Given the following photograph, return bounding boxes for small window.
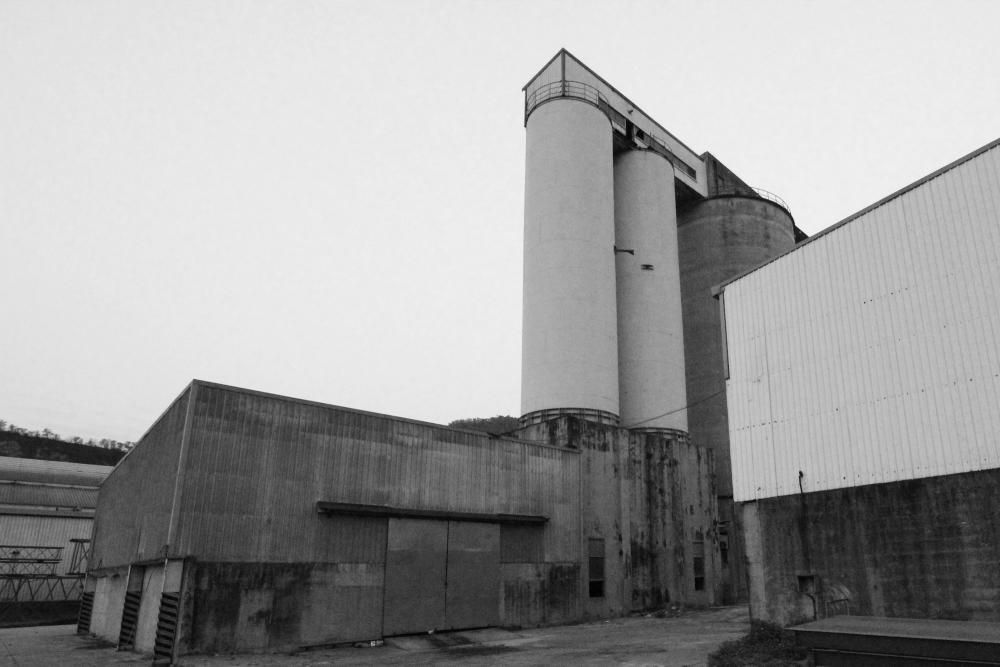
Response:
[693,529,705,591]
[588,538,605,598]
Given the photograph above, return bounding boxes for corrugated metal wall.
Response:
[0,515,92,575]
[176,383,579,563]
[90,387,190,568]
[725,142,1000,501]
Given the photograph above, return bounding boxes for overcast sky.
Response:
[2,0,998,442]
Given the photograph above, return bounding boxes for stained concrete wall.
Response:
[88,566,127,642]
[516,416,720,615]
[678,194,795,604]
[743,467,1000,626]
[90,387,189,570]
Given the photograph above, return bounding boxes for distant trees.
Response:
[0,419,134,451]
[448,415,520,436]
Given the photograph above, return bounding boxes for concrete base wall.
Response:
[134,565,163,654]
[742,468,1000,626]
[88,567,127,642]
[186,562,384,653]
[516,416,721,614]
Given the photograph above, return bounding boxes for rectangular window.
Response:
[588,538,605,598]
[693,529,705,591]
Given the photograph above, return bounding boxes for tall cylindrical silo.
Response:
[521,98,618,425]
[678,194,795,603]
[614,150,687,433]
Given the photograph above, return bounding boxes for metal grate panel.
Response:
[117,591,141,650]
[153,592,180,664]
[76,591,94,634]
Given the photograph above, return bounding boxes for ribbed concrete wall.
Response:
[521,98,619,420]
[177,382,578,563]
[614,150,687,432]
[90,387,189,569]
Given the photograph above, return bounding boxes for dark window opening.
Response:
[693,529,705,591]
[588,538,605,598]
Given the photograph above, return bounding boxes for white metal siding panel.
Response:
[727,144,1000,500]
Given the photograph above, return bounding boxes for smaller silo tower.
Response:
[614,149,687,434]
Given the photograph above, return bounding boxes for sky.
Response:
[2,0,998,442]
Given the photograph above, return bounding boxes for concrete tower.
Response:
[614,150,687,433]
[520,50,802,603]
[520,94,619,425]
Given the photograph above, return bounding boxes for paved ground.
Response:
[0,606,748,666]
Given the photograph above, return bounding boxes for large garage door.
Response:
[383,519,448,635]
[383,519,499,636]
[444,521,499,630]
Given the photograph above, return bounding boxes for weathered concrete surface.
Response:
[744,468,1000,626]
[677,192,795,606]
[0,606,749,666]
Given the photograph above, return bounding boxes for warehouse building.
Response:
[83,381,718,660]
[0,457,111,625]
[719,139,1000,625]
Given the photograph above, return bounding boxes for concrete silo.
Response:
[520,97,619,425]
[614,149,687,434]
[678,190,795,601]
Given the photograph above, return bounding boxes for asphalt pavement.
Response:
[0,605,749,666]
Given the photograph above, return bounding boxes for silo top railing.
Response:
[714,186,791,215]
[524,80,699,181]
[524,80,606,122]
[751,187,791,214]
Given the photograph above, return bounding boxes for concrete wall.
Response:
[170,382,579,652]
[678,195,795,603]
[88,565,127,642]
[134,565,163,653]
[90,387,190,569]
[742,468,1000,626]
[516,416,720,614]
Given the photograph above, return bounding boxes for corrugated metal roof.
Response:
[0,457,113,487]
[0,481,99,509]
[725,142,1000,500]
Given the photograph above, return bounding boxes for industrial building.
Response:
[84,49,814,658]
[719,139,1000,625]
[0,457,111,624]
[520,49,803,601]
[82,381,717,660]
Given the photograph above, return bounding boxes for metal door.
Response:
[382,519,447,636]
[444,521,499,630]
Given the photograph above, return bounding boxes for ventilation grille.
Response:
[76,591,94,634]
[153,592,180,664]
[117,591,142,650]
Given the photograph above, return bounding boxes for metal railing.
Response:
[751,187,791,214]
[714,186,791,215]
[524,80,699,181]
[525,80,606,121]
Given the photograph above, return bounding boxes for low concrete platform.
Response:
[0,605,748,666]
[793,616,1000,666]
